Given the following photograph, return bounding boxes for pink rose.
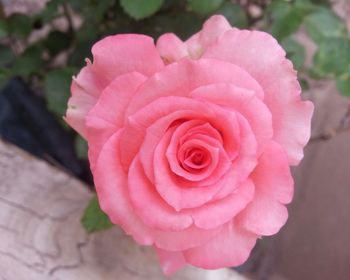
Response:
[65,15,313,274]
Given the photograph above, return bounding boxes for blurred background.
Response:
[0,0,349,279]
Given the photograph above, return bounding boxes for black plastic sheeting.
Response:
[0,78,92,185]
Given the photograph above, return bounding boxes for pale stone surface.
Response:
[0,140,247,280]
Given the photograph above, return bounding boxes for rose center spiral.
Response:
[181,147,211,171]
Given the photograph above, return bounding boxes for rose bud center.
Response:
[183,148,210,170]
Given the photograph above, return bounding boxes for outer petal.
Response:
[156,33,188,64]
[191,179,255,229]
[65,34,164,137]
[236,141,294,236]
[203,29,314,164]
[65,63,107,137]
[65,80,97,138]
[86,72,147,169]
[183,221,258,269]
[91,34,164,82]
[186,15,232,59]
[153,225,222,251]
[155,248,186,276]
[93,131,154,245]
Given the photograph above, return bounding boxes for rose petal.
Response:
[203,29,314,164]
[183,221,257,269]
[65,61,109,138]
[153,224,222,251]
[153,128,232,211]
[154,247,186,275]
[91,34,164,82]
[123,96,242,175]
[66,34,164,137]
[86,72,147,169]
[211,113,258,200]
[190,83,273,156]
[125,58,264,118]
[169,137,222,182]
[93,130,154,245]
[94,130,223,250]
[165,120,224,179]
[191,179,255,229]
[236,141,293,235]
[156,33,188,64]
[186,15,232,59]
[128,157,193,231]
[65,80,98,138]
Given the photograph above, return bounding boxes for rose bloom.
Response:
[65,15,313,274]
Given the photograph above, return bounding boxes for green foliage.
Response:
[336,72,350,97]
[44,31,72,57]
[37,0,63,23]
[81,195,113,233]
[6,13,32,38]
[0,45,15,66]
[0,68,10,89]
[187,0,225,16]
[264,0,350,99]
[304,8,348,43]
[141,12,202,40]
[313,38,350,77]
[216,2,248,28]
[75,135,88,159]
[0,20,7,39]
[120,0,164,20]
[281,37,305,71]
[12,46,45,77]
[267,0,314,41]
[44,68,78,117]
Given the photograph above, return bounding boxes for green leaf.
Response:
[310,0,330,5]
[44,68,77,117]
[44,31,71,56]
[75,135,88,159]
[12,46,45,77]
[281,37,305,71]
[6,13,32,38]
[0,20,7,39]
[139,12,202,40]
[336,72,350,97]
[300,78,310,91]
[78,0,115,22]
[268,1,314,41]
[68,40,94,68]
[0,45,15,66]
[38,0,59,23]
[304,8,348,43]
[313,38,350,77]
[215,2,248,28]
[0,68,10,90]
[81,195,113,233]
[120,0,164,20]
[187,0,225,16]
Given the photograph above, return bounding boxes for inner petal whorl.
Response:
[165,119,230,183]
[182,147,211,171]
